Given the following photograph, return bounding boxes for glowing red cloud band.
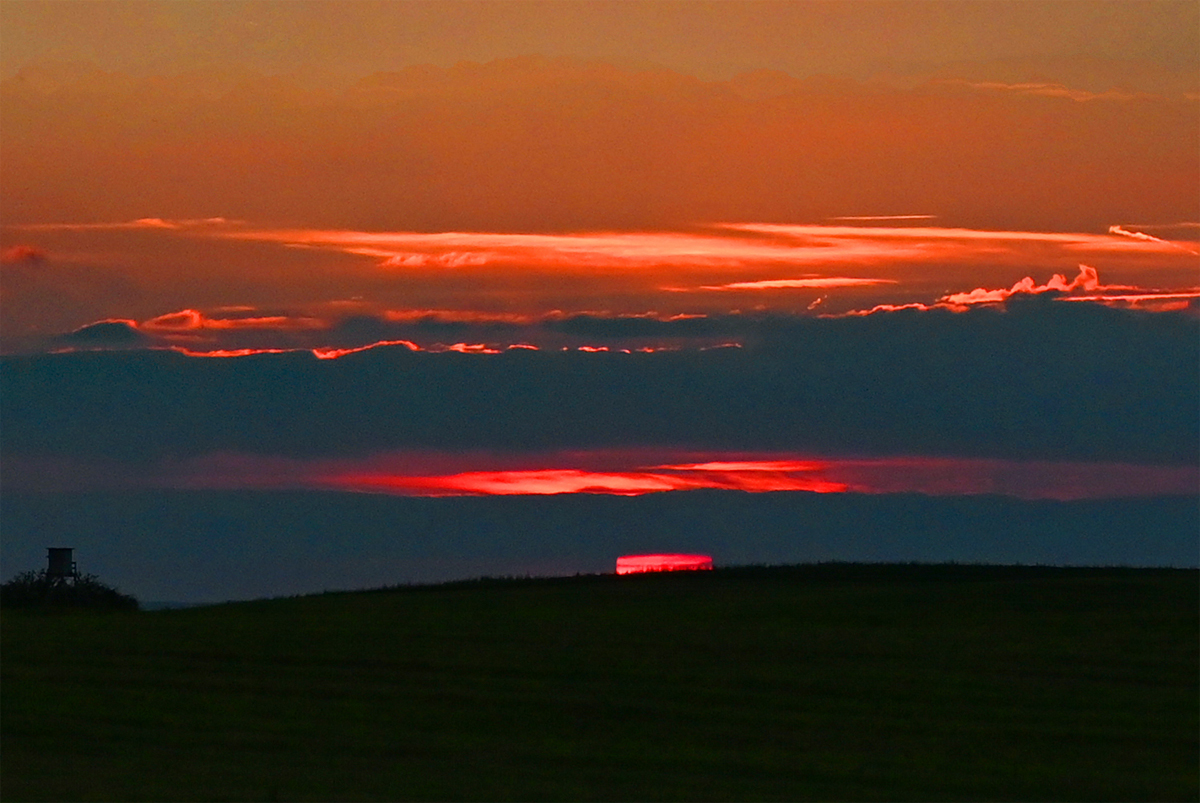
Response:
[160,343,706,359]
[16,218,1197,319]
[143,308,327,332]
[315,456,1196,501]
[719,222,1193,248]
[829,215,938,222]
[326,468,850,497]
[27,216,1193,258]
[21,218,1196,356]
[201,221,1200,286]
[658,460,826,472]
[6,452,1196,501]
[616,554,714,574]
[696,277,897,291]
[166,341,535,359]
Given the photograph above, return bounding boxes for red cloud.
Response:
[316,454,1200,501]
[938,264,1200,309]
[842,265,1200,315]
[216,223,1197,312]
[698,277,897,291]
[940,264,1107,305]
[142,308,326,333]
[13,217,234,231]
[18,450,1187,501]
[324,466,850,496]
[1,245,47,264]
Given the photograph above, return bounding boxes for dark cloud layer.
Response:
[4,302,1195,465]
[55,319,149,348]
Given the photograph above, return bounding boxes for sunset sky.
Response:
[1,2,1197,596]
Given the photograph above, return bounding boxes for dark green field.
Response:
[3,564,1197,801]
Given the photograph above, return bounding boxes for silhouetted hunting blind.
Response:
[46,547,79,584]
[1,548,137,610]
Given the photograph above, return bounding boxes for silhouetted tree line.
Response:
[1,570,139,611]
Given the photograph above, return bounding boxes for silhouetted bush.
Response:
[1,570,139,611]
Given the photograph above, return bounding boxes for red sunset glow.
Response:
[9,451,1191,503]
[0,2,1195,515]
[616,554,714,575]
[0,2,1196,620]
[314,457,1198,501]
[325,466,851,497]
[7,216,1195,356]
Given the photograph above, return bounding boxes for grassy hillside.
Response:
[3,564,1197,801]
[4,490,1197,603]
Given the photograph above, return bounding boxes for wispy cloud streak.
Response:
[1109,224,1200,255]
[696,277,897,291]
[200,220,1198,280]
[5,217,1197,354]
[828,215,938,222]
[14,217,234,231]
[932,79,1145,102]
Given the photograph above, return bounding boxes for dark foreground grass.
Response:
[3,564,1197,801]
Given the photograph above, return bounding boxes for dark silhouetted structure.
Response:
[46,547,79,584]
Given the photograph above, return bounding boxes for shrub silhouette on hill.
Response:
[1,570,139,611]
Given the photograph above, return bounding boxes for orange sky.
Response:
[3,57,1196,233]
[4,1,1197,88]
[2,3,1197,347]
[2,215,1196,352]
